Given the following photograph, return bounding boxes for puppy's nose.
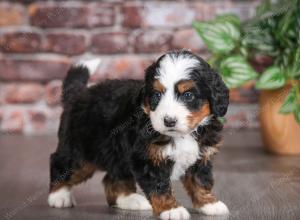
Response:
[164,116,177,127]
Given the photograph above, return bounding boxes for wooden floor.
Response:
[1,131,300,220]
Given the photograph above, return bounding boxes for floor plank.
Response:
[0,131,299,220]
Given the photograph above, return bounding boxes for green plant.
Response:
[193,0,300,123]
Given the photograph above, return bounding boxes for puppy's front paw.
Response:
[198,201,229,215]
[160,206,190,220]
[48,187,76,208]
[116,193,152,210]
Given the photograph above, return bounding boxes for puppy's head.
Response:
[143,50,229,137]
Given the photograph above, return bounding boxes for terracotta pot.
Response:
[259,86,300,155]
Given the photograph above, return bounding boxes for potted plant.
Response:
[193,0,300,154]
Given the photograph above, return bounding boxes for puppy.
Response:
[48,50,229,219]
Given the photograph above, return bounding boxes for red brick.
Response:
[45,80,62,106]
[172,29,205,52]
[91,3,115,27]
[92,56,153,81]
[215,2,258,21]
[122,4,143,28]
[253,54,273,66]
[0,58,71,82]
[194,1,257,22]
[0,31,41,53]
[193,2,233,21]
[251,54,273,73]
[1,110,24,134]
[46,106,62,133]
[224,104,259,130]
[29,4,88,28]
[144,2,195,27]
[29,3,115,28]
[0,3,26,26]
[91,32,128,54]
[28,109,47,131]
[229,82,259,104]
[3,83,44,104]
[134,30,172,53]
[43,33,86,55]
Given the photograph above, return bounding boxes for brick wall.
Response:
[0,0,261,135]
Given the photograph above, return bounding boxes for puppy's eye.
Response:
[152,91,162,103]
[182,92,195,102]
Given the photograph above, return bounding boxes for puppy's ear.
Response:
[139,85,150,114]
[204,68,229,117]
[142,60,160,115]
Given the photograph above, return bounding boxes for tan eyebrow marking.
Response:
[177,80,196,94]
[153,80,166,93]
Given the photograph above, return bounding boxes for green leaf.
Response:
[215,14,241,27]
[291,48,300,77]
[242,29,276,55]
[256,0,272,17]
[217,117,227,124]
[240,46,248,57]
[279,87,297,114]
[278,9,293,38]
[256,66,286,89]
[294,104,300,123]
[193,20,241,54]
[220,55,258,88]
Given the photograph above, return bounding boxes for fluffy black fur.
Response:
[49,50,229,215]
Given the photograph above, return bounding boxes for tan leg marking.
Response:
[182,174,217,208]
[150,193,179,215]
[50,161,97,193]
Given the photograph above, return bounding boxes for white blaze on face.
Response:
[149,54,199,136]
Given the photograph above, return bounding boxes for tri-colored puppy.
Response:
[48,50,230,219]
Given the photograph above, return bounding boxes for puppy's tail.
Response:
[62,58,101,107]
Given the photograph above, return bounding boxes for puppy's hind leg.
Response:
[48,151,97,208]
[102,174,152,210]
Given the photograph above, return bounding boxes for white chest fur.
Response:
[161,135,200,180]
